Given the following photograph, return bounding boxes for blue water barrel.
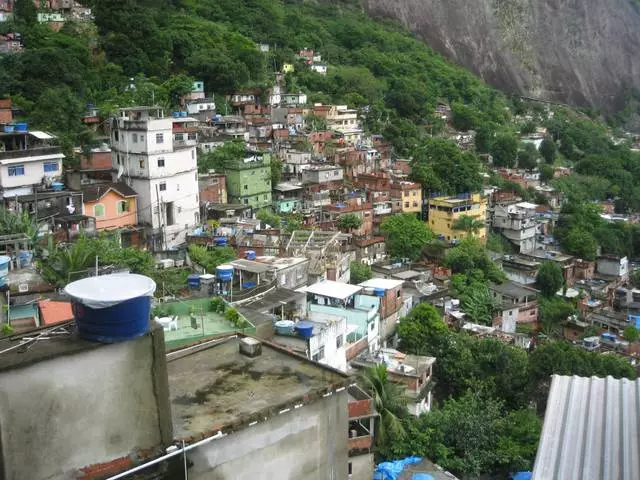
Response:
[245,250,256,260]
[172,111,180,118]
[180,111,187,118]
[214,237,227,247]
[0,255,10,287]
[14,122,28,132]
[18,250,32,267]
[187,274,201,289]
[64,274,156,343]
[51,182,64,191]
[374,288,385,297]
[275,320,295,335]
[216,264,234,281]
[3,125,14,133]
[242,281,257,289]
[295,321,314,339]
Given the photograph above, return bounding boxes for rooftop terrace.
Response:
[158,298,255,350]
[166,335,348,441]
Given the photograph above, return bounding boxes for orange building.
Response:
[82,182,138,231]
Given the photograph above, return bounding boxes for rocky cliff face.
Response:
[362,0,640,111]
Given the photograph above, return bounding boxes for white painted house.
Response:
[110,107,199,250]
[0,130,64,199]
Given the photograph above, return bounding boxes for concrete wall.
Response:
[0,328,172,480]
[350,453,374,480]
[187,390,349,480]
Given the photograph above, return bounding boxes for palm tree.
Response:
[361,364,407,445]
[452,214,485,236]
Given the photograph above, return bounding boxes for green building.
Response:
[225,151,273,210]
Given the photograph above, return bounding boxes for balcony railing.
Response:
[0,146,62,160]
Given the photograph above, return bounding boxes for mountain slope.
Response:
[361,0,640,111]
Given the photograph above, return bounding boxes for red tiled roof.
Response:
[38,300,73,326]
[79,456,133,480]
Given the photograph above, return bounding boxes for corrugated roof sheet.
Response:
[532,375,640,480]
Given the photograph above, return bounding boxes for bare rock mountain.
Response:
[361,0,640,110]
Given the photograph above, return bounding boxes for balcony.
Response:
[348,385,375,418]
[373,204,392,215]
[174,138,197,148]
[0,146,62,161]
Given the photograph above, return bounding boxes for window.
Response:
[8,165,24,176]
[348,463,352,476]
[94,204,105,217]
[132,133,138,143]
[317,346,325,360]
[244,198,249,205]
[177,184,180,191]
[175,134,184,141]
[191,150,195,159]
[116,154,122,165]
[159,182,167,191]
[43,161,59,173]
[244,184,248,190]
[336,335,343,349]
[114,131,119,141]
[264,195,268,200]
[156,133,164,144]
[369,322,374,332]
[139,159,145,169]
[157,158,165,167]
[117,200,129,214]
[397,290,401,298]
[404,202,409,208]
[166,201,175,226]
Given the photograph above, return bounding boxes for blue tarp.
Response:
[373,456,423,480]
[511,473,533,480]
[412,474,433,480]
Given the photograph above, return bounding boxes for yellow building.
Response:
[393,181,422,215]
[282,63,295,74]
[427,193,487,243]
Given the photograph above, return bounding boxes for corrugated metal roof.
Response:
[532,375,640,480]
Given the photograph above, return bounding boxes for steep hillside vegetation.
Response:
[361,0,640,112]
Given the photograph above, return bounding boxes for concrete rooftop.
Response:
[166,335,348,441]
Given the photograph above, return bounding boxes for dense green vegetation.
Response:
[385,304,637,478]
[0,0,506,174]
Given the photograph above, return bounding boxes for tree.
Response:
[336,213,362,232]
[539,164,554,183]
[270,156,283,186]
[624,325,639,343]
[536,261,565,297]
[539,137,557,164]
[188,244,235,273]
[445,237,506,284]
[461,284,495,325]
[380,393,540,476]
[350,261,372,285]
[452,215,485,236]
[397,303,449,356]
[380,213,434,261]
[564,228,598,261]
[451,102,482,131]
[490,132,519,168]
[256,210,281,229]
[518,143,539,170]
[361,365,407,447]
[411,139,483,195]
[198,141,245,173]
[160,74,195,107]
[528,341,637,409]
[13,0,38,25]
